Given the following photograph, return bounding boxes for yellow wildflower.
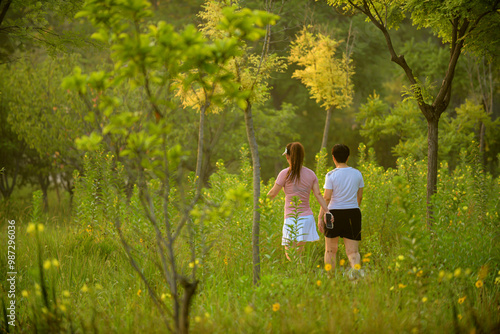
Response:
[354,264,361,270]
[272,303,280,312]
[21,290,29,298]
[422,297,428,303]
[324,264,332,271]
[416,270,423,277]
[37,224,45,232]
[362,258,370,263]
[458,314,462,321]
[62,290,70,298]
[81,284,89,293]
[458,296,466,304]
[353,307,359,314]
[316,280,322,287]
[339,259,346,266]
[194,316,201,323]
[398,283,407,289]
[244,305,254,314]
[27,223,36,234]
[137,289,142,296]
[43,260,52,270]
[52,259,60,267]
[475,280,483,288]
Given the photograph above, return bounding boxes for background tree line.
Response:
[0,0,499,208]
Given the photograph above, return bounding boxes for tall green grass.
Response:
[0,143,499,333]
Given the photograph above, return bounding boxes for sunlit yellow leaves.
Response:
[289,27,354,112]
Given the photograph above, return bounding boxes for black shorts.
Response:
[325,208,362,241]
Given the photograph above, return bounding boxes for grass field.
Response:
[1,145,499,333]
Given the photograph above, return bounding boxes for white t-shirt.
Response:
[323,167,364,210]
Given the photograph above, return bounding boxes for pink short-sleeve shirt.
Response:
[275,166,318,218]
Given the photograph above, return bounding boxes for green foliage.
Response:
[3,53,94,182]
[0,0,88,61]
[357,93,427,160]
[357,94,500,167]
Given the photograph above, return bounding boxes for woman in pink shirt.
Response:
[267,142,331,260]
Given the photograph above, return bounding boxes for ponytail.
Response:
[285,142,304,183]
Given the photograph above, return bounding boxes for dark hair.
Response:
[332,144,350,163]
[286,142,304,183]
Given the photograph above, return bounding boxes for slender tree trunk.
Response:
[0,0,13,26]
[51,172,61,204]
[39,174,50,212]
[0,157,20,199]
[243,102,261,285]
[195,105,206,192]
[426,116,439,228]
[321,106,333,150]
[479,121,485,154]
[179,279,198,334]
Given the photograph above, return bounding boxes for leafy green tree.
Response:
[289,26,354,150]
[357,94,500,170]
[0,92,25,199]
[66,0,277,329]
[0,0,87,61]
[325,0,500,226]
[197,0,283,284]
[4,53,100,201]
[356,93,426,160]
[211,2,283,311]
[464,55,499,168]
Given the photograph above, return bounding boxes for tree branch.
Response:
[433,19,469,111]
[0,0,12,27]
[355,0,430,115]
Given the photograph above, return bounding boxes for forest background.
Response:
[0,0,499,333]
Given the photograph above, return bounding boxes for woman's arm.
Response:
[357,187,363,207]
[312,182,330,213]
[315,186,332,234]
[267,183,282,200]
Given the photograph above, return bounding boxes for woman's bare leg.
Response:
[285,241,307,261]
[325,237,339,269]
[344,238,360,268]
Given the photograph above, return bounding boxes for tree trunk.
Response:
[479,121,485,154]
[321,106,333,150]
[39,174,50,212]
[0,0,13,27]
[178,279,198,334]
[0,159,20,199]
[243,102,261,285]
[195,104,206,192]
[426,116,439,228]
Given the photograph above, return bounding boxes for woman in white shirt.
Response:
[318,144,364,276]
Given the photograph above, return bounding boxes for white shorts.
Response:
[281,215,320,246]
